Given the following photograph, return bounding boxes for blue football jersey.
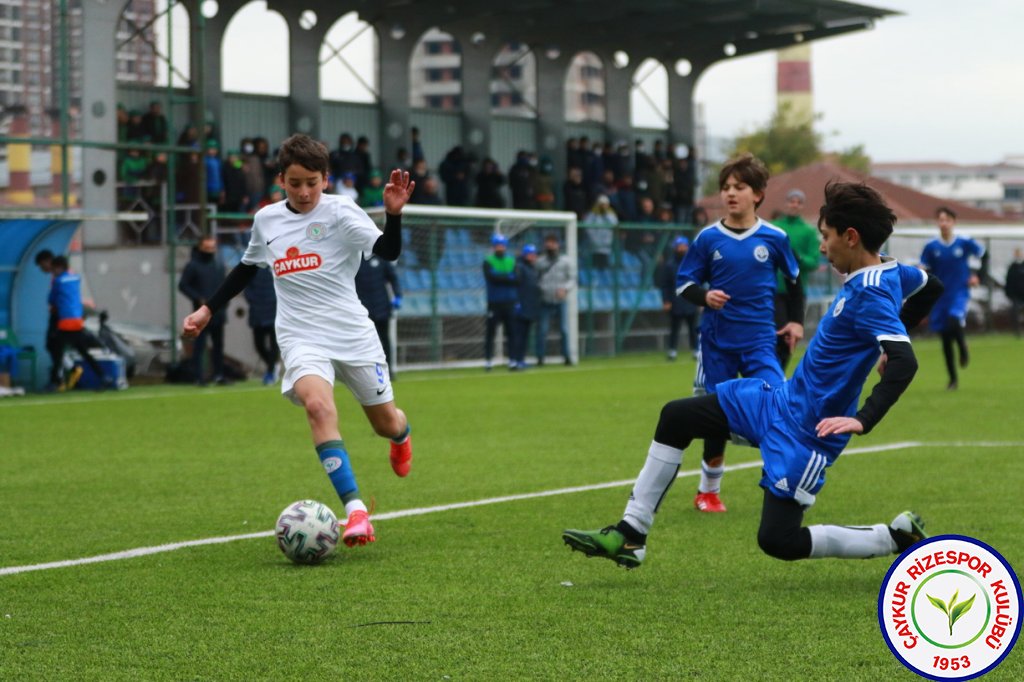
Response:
[676,219,800,351]
[920,235,984,299]
[783,259,926,450]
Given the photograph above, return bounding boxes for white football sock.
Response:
[344,499,368,517]
[808,524,898,559]
[622,441,683,536]
[698,461,725,494]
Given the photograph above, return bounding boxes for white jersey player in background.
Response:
[182,134,414,549]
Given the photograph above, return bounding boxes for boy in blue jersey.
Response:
[675,154,804,513]
[919,207,986,390]
[563,182,944,568]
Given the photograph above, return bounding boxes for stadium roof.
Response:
[365,0,897,67]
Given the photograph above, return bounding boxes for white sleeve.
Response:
[242,212,268,266]
[338,198,382,255]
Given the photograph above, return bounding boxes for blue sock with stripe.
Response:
[316,440,359,505]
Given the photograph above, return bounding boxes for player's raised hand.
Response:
[776,322,804,352]
[704,289,731,310]
[383,169,414,215]
[815,416,864,438]
[182,305,212,339]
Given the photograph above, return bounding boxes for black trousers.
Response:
[252,325,279,374]
[56,329,105,380]
[484,302,516,362]
[654,393,812,560]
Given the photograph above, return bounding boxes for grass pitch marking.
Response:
[1,440,1020,577]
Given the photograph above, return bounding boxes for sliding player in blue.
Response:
[919,206,987,390]
[563,182,943,568]
[675,153,804,513]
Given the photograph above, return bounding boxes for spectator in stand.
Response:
[355,253,402,375]
[582,139,603,199]
[534,156,556,210]
[141,100,168,145]
[691,205,710,228]
[636,196,657,223]
[411,126,425,164]
[562,166,588,219]
[48,256,110,391]
[1007,248,1024,336]
[511,244,541,370]
[119,145,149,196]
[566,137,584,173]
[329,133,360,191]
[254,137,277,193]
[243,266,278,385]
[355,136,373,192]
[395,146,411,171]
[439,146,472,206]
[475,157,507,209]
[257,184,285,211]
[241,138,266,210]
[657,236,699,361]
[336,172,360,201]
[535,233,575,366]
[614,142,632,180]
[772,189,823,371]
[483,234,519,371]
[673,152,696,224]
[126,109,146,141]
[593,169,618,211]
[204,139,225,207]
[360,169,385,208]
[408,158,431,204]
[613,174,639,222]
[409,176,445,268]
[582,195,618,270]
[634,139,651,194]
[178,236,228,386]
[509,150,538,210]
[221,149,249,221]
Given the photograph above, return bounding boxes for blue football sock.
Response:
[316,440,359,505]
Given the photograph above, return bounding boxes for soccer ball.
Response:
[275,500,340,565]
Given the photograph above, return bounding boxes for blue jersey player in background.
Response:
[919,206,987,390]
[675,153,804,513]
[563,182,944,569]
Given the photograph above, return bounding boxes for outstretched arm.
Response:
[900,272,944,328]
[816,339,918,437]
[372,169,415,261]
[181,262,258,338]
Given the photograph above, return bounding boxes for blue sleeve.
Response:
[676,235,708,291]
[898,263,927,300]
[774,233,800,281]
[853,288,909,343]
[967,238,986,258]
[919,242,934,269]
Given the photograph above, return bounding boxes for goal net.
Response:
[368,205,579,370]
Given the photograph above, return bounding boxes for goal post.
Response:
[368,204,579,371]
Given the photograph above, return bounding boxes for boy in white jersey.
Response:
[182,134,414,548]
[564,182,944,568]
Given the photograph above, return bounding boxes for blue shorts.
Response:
[717,378,841,507]
[694,342,784,395]
[928,292,970,332]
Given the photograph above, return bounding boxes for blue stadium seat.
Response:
[437,270,457,290]
[578,269,592,287]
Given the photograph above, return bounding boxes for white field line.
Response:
[1,440,1021,577]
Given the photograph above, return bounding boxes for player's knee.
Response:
[303,395,336,427]
[757,525,808,561]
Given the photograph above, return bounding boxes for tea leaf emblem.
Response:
[927,589,976,636]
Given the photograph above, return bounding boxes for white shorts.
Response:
[281,349,393,407]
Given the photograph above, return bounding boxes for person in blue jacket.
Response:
[511,244,541,370]
[483,234,519,371]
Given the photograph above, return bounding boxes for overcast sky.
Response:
[166,0,1021,166]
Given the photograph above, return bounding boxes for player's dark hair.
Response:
[935,205,957,220]
[817,182,896,253]
[51,255,69,270]
[34,249,54,265]
[277,134,329,175]
[718,153,770,207]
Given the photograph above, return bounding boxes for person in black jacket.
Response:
[1007,248,1024,336]
[178,237,227,385]
[355,254,402,374]
[511,244,541,370]
[244,266,278,384]
[657,236,699,361]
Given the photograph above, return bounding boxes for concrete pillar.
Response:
[604,58,633,149]
[453,32,493,165]
[5,106,33,205]
[278,7,331,140]
[535,52,571,191]
[375,20,422,172]
[80,1,123,246]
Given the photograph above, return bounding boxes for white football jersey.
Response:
[242,194,384,363]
